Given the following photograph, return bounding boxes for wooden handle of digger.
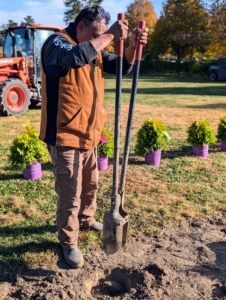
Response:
[117,13,124,57]
[135,20,146,61]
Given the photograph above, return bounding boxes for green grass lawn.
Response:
[1,74,226,270]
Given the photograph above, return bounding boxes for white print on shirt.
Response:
[53,36,73,51]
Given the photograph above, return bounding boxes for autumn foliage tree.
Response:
[149,0,210,61]
[207,0,226,56]
[125,0,157,56]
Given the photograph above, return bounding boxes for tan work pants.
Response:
[47,145,98,249]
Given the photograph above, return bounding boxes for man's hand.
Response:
[106,20,129,42]
[130,27,149,48]
[124,26,149,63]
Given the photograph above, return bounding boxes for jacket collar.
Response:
[65,22,78,44]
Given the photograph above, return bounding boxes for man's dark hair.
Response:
[74,5,110,29]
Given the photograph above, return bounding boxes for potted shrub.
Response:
[135,118,171,166]
[9,123,49,180]
[217,115,226,152]
[187,119,215,158]
[98,127,114,171]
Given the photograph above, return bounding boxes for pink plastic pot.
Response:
[98,154,108,171]
[220,140,226,152]
[145,150,162,166]
[193,145,209,159]
[23,161,42,180]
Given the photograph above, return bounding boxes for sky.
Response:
[0,0,164,27]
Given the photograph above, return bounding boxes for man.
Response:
[40,5,148,268]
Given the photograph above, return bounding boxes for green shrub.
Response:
[217,115,226,141]
[9,124,49,169]
[98,128,114,158]
[135,118,171,156]
[187,119,215,146]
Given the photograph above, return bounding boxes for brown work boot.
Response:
[62,247,84,268]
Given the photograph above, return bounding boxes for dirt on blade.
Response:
[1,218,226,300]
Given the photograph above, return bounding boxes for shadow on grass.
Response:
[136,75,212,83]
[28,103,41,110]
[127,146,192,165]
[41,161,53,171]
[0,224,59,270]
[0,173,23,180]
[104,72,214,83]
[186,103,226,109]
[0,223,87,272]
[163,145,219,159]
[106,86,226,97]
[0,224,56,236]
[0,241,59,267]
[127,145,220,165]
[1,162,53,180]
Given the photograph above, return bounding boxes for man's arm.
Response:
[102,50,133,75]
[42,34,98,76]
[91,21,148,64]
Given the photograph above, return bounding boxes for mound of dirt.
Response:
[1,219,226,300]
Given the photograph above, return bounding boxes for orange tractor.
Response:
[0,24,64,116]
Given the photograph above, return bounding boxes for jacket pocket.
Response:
[59,105,83,131]
[61,105,94,135]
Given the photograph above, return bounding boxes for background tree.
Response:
[207,0,226,56]
[0,33,4,46]
[64,0,103,25]
[20,16,35,26]
[7,20,18,27]
[125,0,157,56]
[104,42,115,53]
[0,24,7,41]
[0,24,7,57]
[0,24,7,32]
[149,0,210,61]
[0,33,3,57]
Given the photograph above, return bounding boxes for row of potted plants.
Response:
[8,116,226,180]
[186,117,226,158]
[99,116,226,169]
[8,123,115,180]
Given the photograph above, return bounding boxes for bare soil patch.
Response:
[1,219,226,300]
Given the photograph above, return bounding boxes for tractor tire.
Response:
[210,72,218,81]
[0,79,31,116]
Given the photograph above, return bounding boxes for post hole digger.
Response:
[103,15,146,255]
